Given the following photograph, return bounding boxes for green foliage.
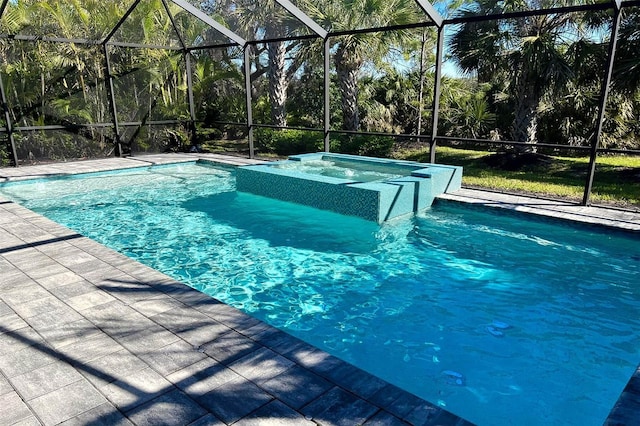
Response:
[253,128,394,158]
[195,126,224,144]
[334,134,395,157]
[192,51,247,138]
[445,2,640,151]
[0,1,208,161]
[300,0,423,131]
[613,8,640,94]
[14,129,113,162]
[359,69,429,135]
[442,96,496,139]
[286,67,343,129]
[162,127,191,152]
[0,143,9,166]
[254,128,324,155]
[449,1,589,145]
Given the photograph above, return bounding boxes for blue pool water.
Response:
[273,158,408,181]
[1,162,639,426]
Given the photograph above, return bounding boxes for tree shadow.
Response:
[0,271,456,425]
[0,234,83,254]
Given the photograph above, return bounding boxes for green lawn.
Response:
[395,146,640,209]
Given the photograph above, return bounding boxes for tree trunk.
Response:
[335,43,361,131]
[511,73,540,153]
[268,40,288,127]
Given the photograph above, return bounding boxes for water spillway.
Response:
[236,153,463,223]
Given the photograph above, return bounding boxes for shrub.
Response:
[196,127,224,143]
[254,128,324,155]
[0,144,9,166]
[253,128,394,158]
[334,134,394,157]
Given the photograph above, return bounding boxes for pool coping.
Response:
[436,189,640,233]
[0,153,638,425]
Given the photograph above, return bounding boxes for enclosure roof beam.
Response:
[161,0,187,49]
[274,0,328,39]
[187,42,240,52]
[0,36,184,50]
[245,33,319,46]
[0,35,183,51]
[170,0,246,46]
[103,0,143,45]
[109,41,182,50]
[414,0,443,28]
[329,21,436,38]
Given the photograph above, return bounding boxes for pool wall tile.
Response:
[413,164,463,195]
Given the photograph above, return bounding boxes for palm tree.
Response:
[204,0,302,128]
[612,8,640,95]
[599,8,640,150]
[301,0,421,131]
[266,37,289,127]
[450,0,578,151]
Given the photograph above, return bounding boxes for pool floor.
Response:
[0,154,639,426]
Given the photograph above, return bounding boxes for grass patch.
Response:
[395,146,640,208]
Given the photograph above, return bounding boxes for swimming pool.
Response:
[1,161,638,426]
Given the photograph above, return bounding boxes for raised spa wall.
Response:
[236,153,462,223]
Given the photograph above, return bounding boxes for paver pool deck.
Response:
[0,153,638,426]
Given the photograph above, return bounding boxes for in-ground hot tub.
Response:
[236,153,462,223]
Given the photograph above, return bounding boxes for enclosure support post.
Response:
[582,4,621,206]
[244,44,254,158]
[185,51,197,147]
[0,73,18,166]
[429,25,444,164]
[103,44,123,157]
[323,38,331,152]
